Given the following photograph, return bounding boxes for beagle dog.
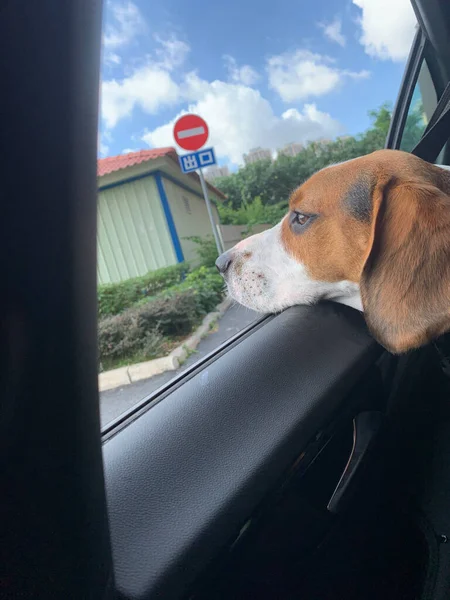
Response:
[216,149,450,354]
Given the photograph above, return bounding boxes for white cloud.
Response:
[101,35,363,164]
[106,52,122,66]
[101,66,180,128]
[101,34,190,129]
[142,74,342,166]
[353,0,417,61]
[267,50,369,102]
[154,35,191,70]
[319,18,346,47]
[102,1,146,65]
[122,148,138,153]
[224,55,260,86]
[344,69,371,80]
[103,1,145,49]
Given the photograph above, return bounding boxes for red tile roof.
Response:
[97,147,226,199]
[97,147,177,177]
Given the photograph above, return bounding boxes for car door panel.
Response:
[103,303,383,599]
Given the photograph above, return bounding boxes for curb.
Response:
[99,297,232,392]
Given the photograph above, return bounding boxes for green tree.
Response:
[400,100,426,153]
[359,102,392,155]
[368,102,392,137]
[216,196,288,227]
[214,103,393,211]
[214,159,273,209]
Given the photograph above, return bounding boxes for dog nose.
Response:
[215,250,233,275]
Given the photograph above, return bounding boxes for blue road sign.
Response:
[179,147,216,173]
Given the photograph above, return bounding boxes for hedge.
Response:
[167,266,225,314]
[98,311,165,365]
[98,266,225,368]
[98,262,189,317]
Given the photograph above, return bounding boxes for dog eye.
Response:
[293,212,310,226]
[290,211,315,232]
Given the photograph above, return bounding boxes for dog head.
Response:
[216,150,450,353]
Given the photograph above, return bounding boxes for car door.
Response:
[1,1,450,600]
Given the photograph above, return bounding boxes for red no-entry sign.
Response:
[173,114,209,151]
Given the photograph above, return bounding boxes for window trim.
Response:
[101,313,272,440]
[385,28,427,150]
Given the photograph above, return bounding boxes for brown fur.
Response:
[282,149,450,353]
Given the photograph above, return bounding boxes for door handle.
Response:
[327,411,383,514]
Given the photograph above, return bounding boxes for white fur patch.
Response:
[223,220,362,313]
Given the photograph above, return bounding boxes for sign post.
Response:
[173,114,223,254]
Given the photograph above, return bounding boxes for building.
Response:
[97,148,226,284]
[204,165,230,181]
[277,142,304,157]
[309,138,333,157]
[243,147,272,165]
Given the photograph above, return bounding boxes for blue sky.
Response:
[99,0,417,168]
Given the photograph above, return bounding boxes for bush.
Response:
[185,235,219,268]
[98,311,164,363]
[98,290,199,365]
[175,266,225,314]
[137,289,199,336]
[98,262,189,317]
[98,266,226,368]
[261,201,289,225]
[99,312,134,361]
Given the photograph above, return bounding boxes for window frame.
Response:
[387,4,450,160]
[386,28,427,151]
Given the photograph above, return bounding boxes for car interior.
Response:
[1,0,450,599]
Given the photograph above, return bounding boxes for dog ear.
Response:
[360,176,450,354]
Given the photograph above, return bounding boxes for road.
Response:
[100,303,259,427]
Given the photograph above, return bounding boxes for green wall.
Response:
[97,176,176,284]
[162,177,221,264]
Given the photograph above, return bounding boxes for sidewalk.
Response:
[100,303,259,427]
